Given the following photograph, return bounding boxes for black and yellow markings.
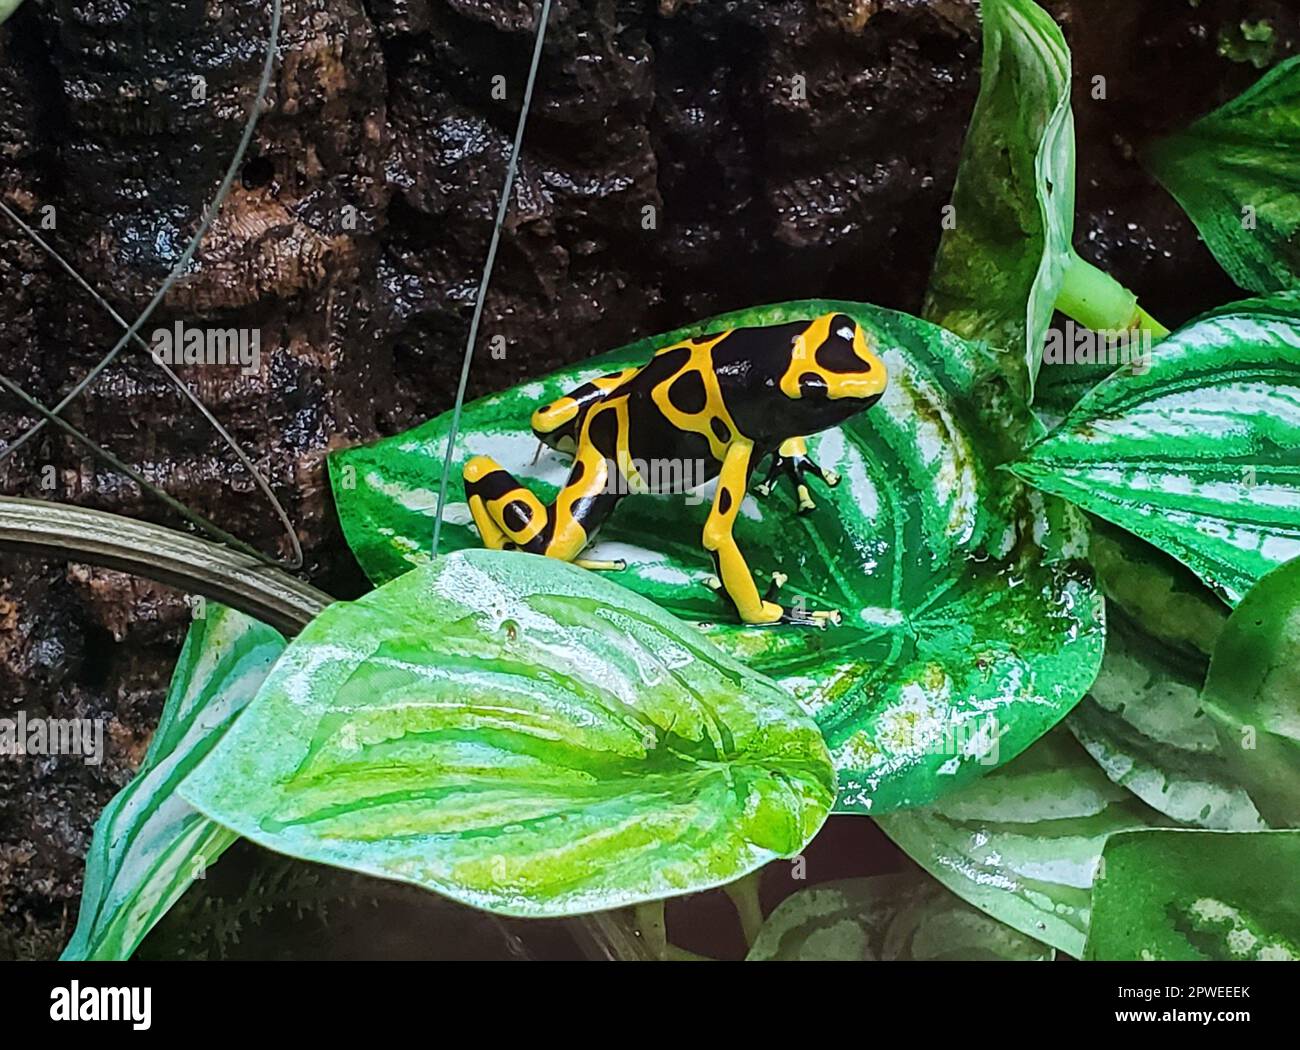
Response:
[530,367,639,452]
[648,333,744,462]
[465,397,631,565]
[464,455,549,550]
[702,440,782,625]
[779,313,887,402]
[464,311,885,626]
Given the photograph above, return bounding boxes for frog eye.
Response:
[798,373,829,398]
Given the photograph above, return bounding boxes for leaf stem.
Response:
[632,901,669,959]
[723,870,766,948]
[1056,253,1170,338]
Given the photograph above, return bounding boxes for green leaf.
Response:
[0,0,24,25]
[1011,293,1300,606]
[1146,56,1300,294]
[61,606,285,961]
[1068,610,1266,831]
[180,549,836,918]
[747,872,1054,961]
[1202,556,1300,827]
[328,299,1104,815]
[923,0,1074,397]
[877,727,1170,957]
[1085,829,1300,960]
[1066,523,1267,830]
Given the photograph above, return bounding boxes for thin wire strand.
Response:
[0,372,272,561]
[0,199,303,570]
[1,0,282,461]
[0,0,288,566]
[0,1,288,536]
[430,0,552,557]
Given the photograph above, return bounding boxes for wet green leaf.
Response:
[1085,829,1300,961]
[747,872,1053,961]
[61,606,285,961]
[923,0,1074,398]
[1034,356,1119,431]
[1202,557,1300,828]
[180,549,835,918]
[328,300,1104,815]
[1066,523,1267,830]
[877,727,1170,957]
[1011,294,1300,606]
[1068,611,1265,831]
[1146,56,1300,294]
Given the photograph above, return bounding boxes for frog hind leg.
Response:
[753,436,841,514]
[463,444,625,569]
[530,367,639,452]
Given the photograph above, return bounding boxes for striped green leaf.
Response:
[747,872,1053,962]
[180,549,836,918]
[923,0,1074,398]
[1146,56,1300,294]
[61,606,285,961]
[878,727,1170,957]
[1011,294,1300,605]
[328,300,1104,815]
[1202,556,1300,828]
[1085,829,1300,961]
[1066,524,1267,830]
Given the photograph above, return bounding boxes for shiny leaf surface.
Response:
[61,606,285,961]
[878,727,1170,957]
[1085,829,1300,960]
[1011,294,1300,605]
[1066,524,1266,830]
[1202,556,1300,827]
[1146,56,1300,294]
[181,549,835,917]
[923,0,1074,397]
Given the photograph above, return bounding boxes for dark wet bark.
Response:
[0,0,1293,958]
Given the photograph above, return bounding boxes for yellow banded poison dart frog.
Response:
[463,312,888,626]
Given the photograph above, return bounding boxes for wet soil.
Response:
[0,0,1295,959]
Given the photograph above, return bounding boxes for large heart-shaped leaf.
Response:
[329,300,1104,815]
[1011,293,1300,605]
[1202,556,1300,828]
[746,872,1053,962]
[61,606,285,961]
[877,727,1170,957]
[1145,56,1300,294]
[922,0,1074,398]
[180,549,835,917]
[1066,524,1266,830]
[1085,829,1300,961]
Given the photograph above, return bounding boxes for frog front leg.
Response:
[702,441,839,626]
[754,436,840,514]
[703,441,781,624]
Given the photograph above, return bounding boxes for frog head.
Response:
[776,312,888,434]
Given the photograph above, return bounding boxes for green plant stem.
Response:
[723,870,766,948]
[632,901,668,958]
[1056,253,1170,338]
